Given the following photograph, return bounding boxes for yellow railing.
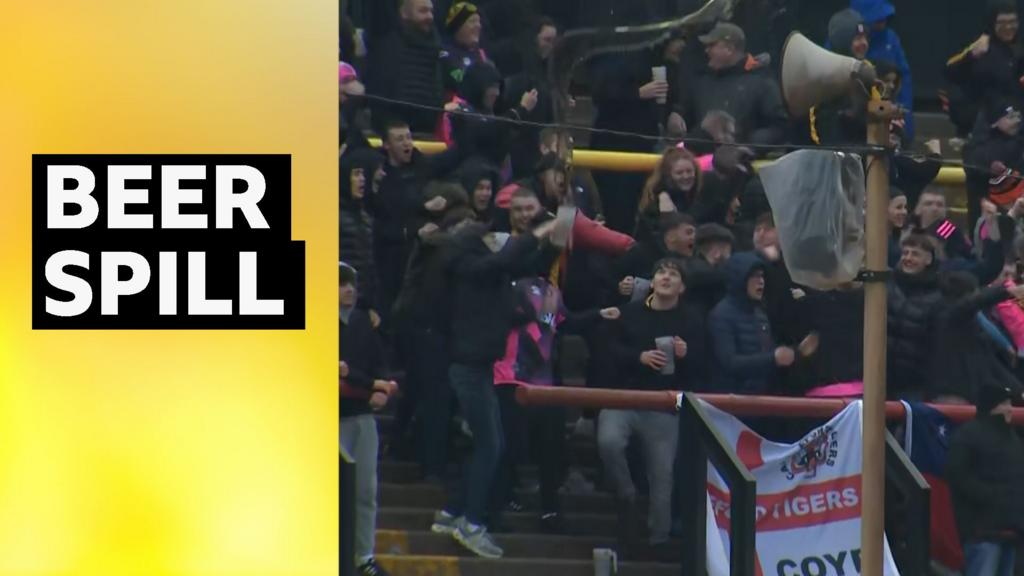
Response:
[366,137,966,185]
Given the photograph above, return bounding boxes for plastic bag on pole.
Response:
[759,150,865,290]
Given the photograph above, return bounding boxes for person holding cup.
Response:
[597,257,707,556]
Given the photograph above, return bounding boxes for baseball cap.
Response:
[699,22,746,48]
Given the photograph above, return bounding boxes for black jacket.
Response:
[340,148,384,309]
[450,63,530,167]
[614,241,725,314]
[887,270,944,398]
[340,309,388,418]
[446,230,540,365]
[686,60,788,147]
[947,414,1024,543]
[610,297,707,392]
[392,230,456,332]
[366,25,444,132]
[930,285,1019,402]
[796,287,864,390]
[371,147,465,248]
[589,50,662,153]
[440,41,489,95]
[708,252,778,394]
[946,27,1024,114]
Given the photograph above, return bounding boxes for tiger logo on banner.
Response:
[699,399,901,576]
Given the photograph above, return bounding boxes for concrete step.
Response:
[375,529,682,564]
[380,460,600,485]
[375,529,615,560]
[375,554,679,576]
[380,482,622,515]
[378,507,619,538]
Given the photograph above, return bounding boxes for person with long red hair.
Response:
[634,147,706,244]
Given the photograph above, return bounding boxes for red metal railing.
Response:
[515,385,1024,425]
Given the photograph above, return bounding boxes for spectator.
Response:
[589,45,667,233]
[913,189,973,262]
[457,157,499,221]
[794,285,861,397]
[372,118,465,329]
[387,180,468,459]
[391,204,477,481]
[852,0,914,140]
[446,62,538,165]
[504,19,561,179]
[752,213,801,344]
[968,101,1024,208]
[709,252,797,394]
[340,61,371,155]
[811,9,869,146]
[616,213,698,306]
[930,271,1024,403]
[688,223,734,314]
[887,233,943,400]
[366,0,445,133]
[492,277,619,533]
[947,384,1024,576]
[687,23,788,148]
[339,263,397,576]
[635,148,705,243]
[599,258,706,554]
[888,187,909,267]
[430,216,556,559]
[441,2,489,95]
[340,146,384,312]
[946,1,1024,133]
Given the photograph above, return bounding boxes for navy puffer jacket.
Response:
[709,252,778,394]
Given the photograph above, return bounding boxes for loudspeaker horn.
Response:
[780,32,876,118]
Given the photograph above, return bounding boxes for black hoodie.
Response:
[946,2,1024,114]
[610,295,707,392]
[450,62,527,166]
[340,147,385,309]
[457,156,500,222]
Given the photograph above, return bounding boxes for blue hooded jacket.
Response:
[852,0,914,140]
[708,252,778,394]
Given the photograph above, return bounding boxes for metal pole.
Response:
[861,98,897,576]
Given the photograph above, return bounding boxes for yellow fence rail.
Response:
[366,137,966,186]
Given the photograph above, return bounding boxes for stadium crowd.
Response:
[339,0,1024,574]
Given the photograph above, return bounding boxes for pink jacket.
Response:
[995,279,1024,352]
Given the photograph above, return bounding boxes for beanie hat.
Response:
[696,223,736,247]
[339,61,358,84]
[828,9,866,57]
[976,384,1016,415]
[339,261,357,286]
[446,2,479,35]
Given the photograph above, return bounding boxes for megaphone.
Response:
[779,32,876,118]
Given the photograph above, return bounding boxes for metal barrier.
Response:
[514,385,1024,424]
[884,430,931,575]
[678,393,757,575]
[366,137,966,185]
[341,447,356,576]
[513,386,1018,575]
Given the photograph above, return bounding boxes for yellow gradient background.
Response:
[0,2,337,574]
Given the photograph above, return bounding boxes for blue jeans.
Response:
[445,363,504,526]
[964,541,1016,576]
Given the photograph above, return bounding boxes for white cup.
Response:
[655,336,676,375]
[593,547,619,576]
[651,66,667,104]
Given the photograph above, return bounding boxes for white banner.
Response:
[700,399,900,576]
